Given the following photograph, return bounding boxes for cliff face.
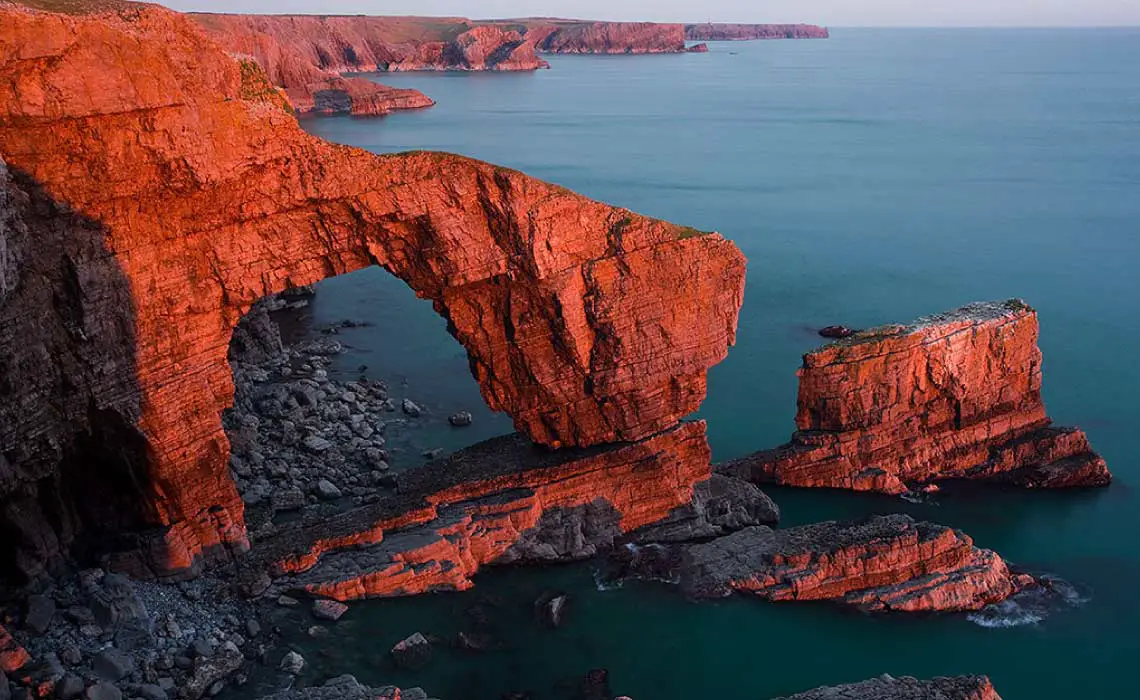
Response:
[774,675,1002,700]
[192,13,546,114]
[684,23,830,41]
[259,422,771,600]
[723,301,1110,494]
[656,514,1027,612]
[0,4,745,580]
[520,21,689,54]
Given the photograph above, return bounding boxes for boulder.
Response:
[390,633,432,670]
[279,651,305,675]
[401,400,423,417]
[311,600,348,621]
[92,650,135,682]
[447,412,473,427]
[84,685,121,700]
[23,595,56,635]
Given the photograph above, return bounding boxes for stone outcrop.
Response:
[0,2,745,580]
[258,421,777,600]
[641,514,1027,612]
[773,675,1001,700]
[684,23,831,41]
[723,301,1110,494]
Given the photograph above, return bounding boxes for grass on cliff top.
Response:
[236,57,294,116]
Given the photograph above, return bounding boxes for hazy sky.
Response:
[166,0,1140,27]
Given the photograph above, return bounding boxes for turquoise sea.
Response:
[274,29,1140,699]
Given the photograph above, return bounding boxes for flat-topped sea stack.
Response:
[774,675,1001,700]
[627,514,1028,612]
[0,1,746,581]
[684,23,831,41]
[723,300,1110,494]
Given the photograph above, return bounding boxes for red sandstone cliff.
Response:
[258,422,769,600]
[723,301,1110,494]
[514,20,689,54]
[684,23,830,41]
[191,13,546,114]
[0,2,745,580]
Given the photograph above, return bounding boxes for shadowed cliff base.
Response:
[0,1,745,579]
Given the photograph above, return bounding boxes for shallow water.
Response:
[268,29,1140,698]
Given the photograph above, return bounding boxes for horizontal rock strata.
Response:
[258,421,775,600]
[627,514,1025,612]
[684,23,831,41]
[773,675,1001,700]
[0,2,745,579]
[723,300,1110,494]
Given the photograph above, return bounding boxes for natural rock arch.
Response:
[0,5,746,579]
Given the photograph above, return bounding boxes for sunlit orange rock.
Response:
[723,301,1110,494]
[0,3,744,578]
[679,515,1026,612]
[520,20,688,54]
[0,623,30,672]
[262,422,719,600]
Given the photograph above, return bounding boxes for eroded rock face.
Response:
[523,21,688,54]
[773,675,1001,700]
[260,422,738,600]
[723,301,1110,494]
[193,13,546,114]
[683,24,831,41]
[0,4,745,579]
[675,514,1026,612]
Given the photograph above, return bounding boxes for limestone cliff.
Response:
[0,2,745,580]
[684,23,830,41]
[723,301,1110,494]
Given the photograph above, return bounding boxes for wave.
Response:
[968,573,1089,629]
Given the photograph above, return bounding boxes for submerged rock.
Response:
[771,674,1001,700]
[311,600,348,621]
[817,325,856,339]
[279,652,305,676]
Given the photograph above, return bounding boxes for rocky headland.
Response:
[0,3,1106,700]
[723,300,1111,494]
[684,23,831,41]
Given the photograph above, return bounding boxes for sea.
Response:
[255,28,1140,699]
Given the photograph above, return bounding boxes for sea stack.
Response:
[723,300,1111,494]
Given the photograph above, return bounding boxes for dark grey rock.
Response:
[390,633,432,671]
[54,675,84,700]
[0,671,10,700]
[311,600,348,621]
[400,399,422,417]
[421,448,444,460]
[629,474,780,544]
[243,619,261,638]
[89,575,149,631]
[83,685,120,700]
[400,690,428,700]
[772,674,998,699]
[315,480,342,500]
[24,594,56,635]
[59,644,82,666]
[279,651,305,675]
[183,643,243,700]
[156,679,175,693]
[136,684,167,700]
[536,593,567,628]
[93,649,135,682]
[447,412,472,427]
[191,639,214,659]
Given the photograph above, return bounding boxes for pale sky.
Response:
[165,0,1140,27]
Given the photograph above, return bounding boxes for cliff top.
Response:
[4,0,143,14]
[820,298,1034,350]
